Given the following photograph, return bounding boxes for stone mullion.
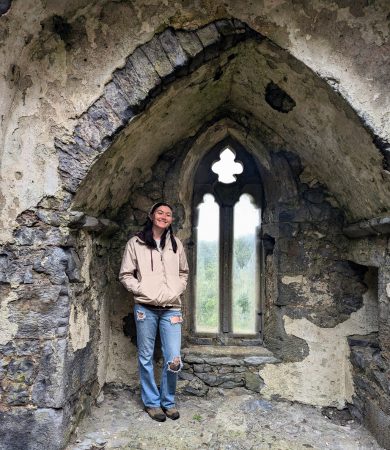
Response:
[220,204,233,334]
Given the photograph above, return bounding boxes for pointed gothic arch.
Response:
[191,137,264,345]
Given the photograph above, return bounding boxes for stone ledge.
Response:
[343,216,390,238]
[182,344,276,358]
[182,345,279,365]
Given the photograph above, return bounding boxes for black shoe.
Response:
[145,407,166,422]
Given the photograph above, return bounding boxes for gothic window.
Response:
[192,140,264,345]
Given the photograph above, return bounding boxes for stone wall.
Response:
[346,238,390,449]
[101,119,376,410]
[1,105,382,449]
[1,0,390,243]
[179,346,278,396]
[0,203,99,450]
[0,3,389,449]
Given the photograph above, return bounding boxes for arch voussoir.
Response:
[56,19,255,194]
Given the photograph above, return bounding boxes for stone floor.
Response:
[67,386,383,450]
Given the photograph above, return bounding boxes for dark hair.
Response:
[140,202,178,253]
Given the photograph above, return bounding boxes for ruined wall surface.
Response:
[346,238,390,449]
[1,0,390,243]
[100,120,375,410]
[0,1,389,449]
[0,213,100,450]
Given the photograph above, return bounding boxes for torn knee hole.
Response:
[136,311,146,321]
[170,315,183,324]
[167,356,182,372]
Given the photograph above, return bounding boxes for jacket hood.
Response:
[134,230,172,246]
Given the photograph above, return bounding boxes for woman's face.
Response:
[150,205,173,230]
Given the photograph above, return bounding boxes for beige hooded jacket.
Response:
[119,233,189,307]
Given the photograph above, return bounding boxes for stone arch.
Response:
[55,20,257,195]
[56,19,390,222]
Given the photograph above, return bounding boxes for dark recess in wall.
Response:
[373,135,390,171]
[265,81,296,113]
[0,0,11,16]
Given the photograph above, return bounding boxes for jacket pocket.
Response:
[138,275,163,301]
[167,276,186,298]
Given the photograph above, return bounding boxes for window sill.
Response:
[182,344,278,365]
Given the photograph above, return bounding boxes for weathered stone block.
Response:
[9,293,69,339]
[13,226,70,247]
[303,189,325,204]
[181,362,191,371]
[65,341,98,399]
[142,36,175,81]
[103,81,134,123]
[184,377,208,397]
[74,116,102,150]
[347,333,379,349]
[215,19,239,49]
[346,217,390,238]
[0,340,41,357]
[196,23,220,61]
[195,372,219,386]
[372,370,390,394]
[183,354,204,364]
[364,397,390,450]
[58,155,86,193]
[178,371,194,381]
[193,364,212,373]
[35,210,61,227]
[3,381,30,405]
[85,97,122,143]
[349,395,364,422]
[33,247,81,284]
[353,373,378,398]
[245,371,264,393]
[6,358,35,384]
[202,356,243,366]
[56,135,96,163]
[175,30,204,72]
[32,339,68,408]
[244,356,278,365]
[0,252,9,283]
[37,193,73,212]
[128,47,161,97]
[0,359,8,380]
[373,351,387,371]
[195,372,243,387]
[218,366,234,374]
[371,217,390,235]
[158,29,188,69]
[219,380,244,388]
[28,335,98,410]
[0,248,44,285]
[113,47,160,109]
[0,407,68,450]
[350,347,376,371]
[232,18,246,31]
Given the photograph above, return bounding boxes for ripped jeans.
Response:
[134,303,183,409]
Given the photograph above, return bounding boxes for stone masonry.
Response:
[1,4,390,450]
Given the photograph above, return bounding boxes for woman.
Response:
[119,202,189,422]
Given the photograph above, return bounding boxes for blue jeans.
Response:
[134,303,183,409]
